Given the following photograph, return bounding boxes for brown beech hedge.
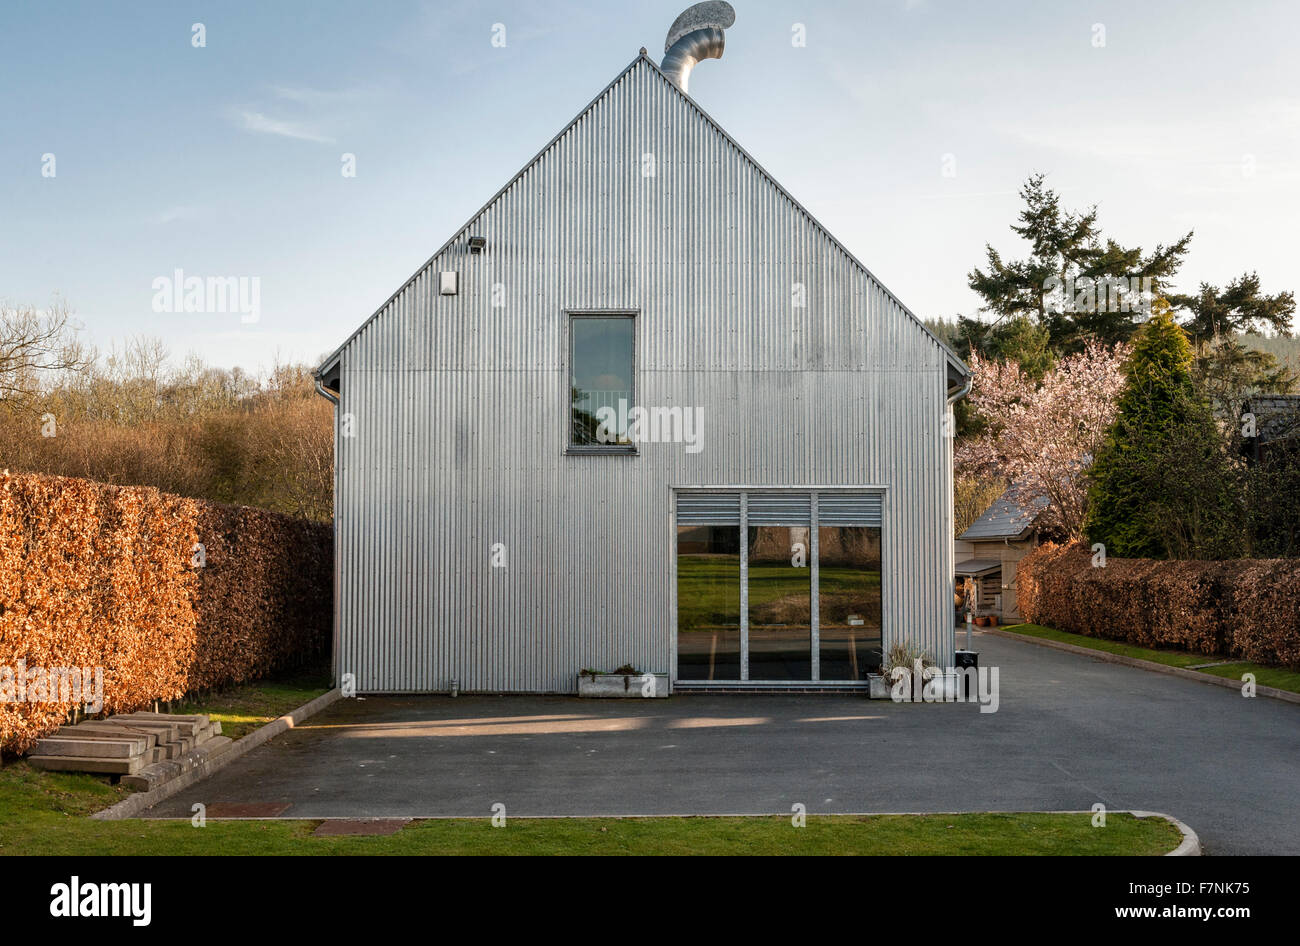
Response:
[0,471,331,754]
[1017,543,1300,669]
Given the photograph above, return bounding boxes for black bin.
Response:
[954,650,978,699]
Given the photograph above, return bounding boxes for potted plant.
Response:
[577,665,669,698]
[869,642,936,701]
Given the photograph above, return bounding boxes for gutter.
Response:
[946,375,972,407]
[314,373,340,405]
[313,371,341,688]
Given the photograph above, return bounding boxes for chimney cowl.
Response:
[661,1,736,94]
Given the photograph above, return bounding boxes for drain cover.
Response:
[312,819,412,837]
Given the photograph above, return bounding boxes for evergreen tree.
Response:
[968,174,1192,354]
[1170,273,1297,396]
[1085,303,1243,559]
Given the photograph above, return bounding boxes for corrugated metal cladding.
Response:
[327,53,964,693]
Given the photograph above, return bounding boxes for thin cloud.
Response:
[227,107,334,143]
[270,84,369,107]
[151,205,201,225]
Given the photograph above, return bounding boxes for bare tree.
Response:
[0,299,89,408]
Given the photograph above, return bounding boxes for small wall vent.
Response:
[439,272,458,295]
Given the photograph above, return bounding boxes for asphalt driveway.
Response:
[143,631,1300,855]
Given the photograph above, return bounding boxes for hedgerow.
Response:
[1017,543,1300,668]
[0,471,330,753]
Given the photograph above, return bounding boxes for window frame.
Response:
[565,309,639,456]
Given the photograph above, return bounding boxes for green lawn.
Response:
[1000,623,1300,695]
[0,760,1179,855]
[166,668,332,739]
[1195,661,1300,693]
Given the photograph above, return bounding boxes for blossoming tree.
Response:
[957,338,1129,539]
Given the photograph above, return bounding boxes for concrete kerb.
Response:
[1129,810,1202,856]
[90,687,343,821]
[986,628,1300,706]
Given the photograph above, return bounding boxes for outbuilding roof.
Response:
[958,484,1050,542]
[954,558,1002,576]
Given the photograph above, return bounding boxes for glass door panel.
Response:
[817,526,883,679]
[746,526,812,680]
[676,525,741,680]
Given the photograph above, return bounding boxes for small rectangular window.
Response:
[569,313,635,451]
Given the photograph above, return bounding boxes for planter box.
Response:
[577,672,670,698]
[870,669,958,701]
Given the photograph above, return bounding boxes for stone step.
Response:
[99,718,181,742]
[56,723,159,748]
[120,711,210,729]
[121,761,178,792]
[120,736,235,791]
[118,713,207,737]
[33,736,148,759]
[151,736,193,760]
[28,754,144,775]
[195,735,233,760]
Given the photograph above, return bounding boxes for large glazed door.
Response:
[675,494,742,681]
[816,494,883,680]
[675,490,883,684]
[745,494,813,680]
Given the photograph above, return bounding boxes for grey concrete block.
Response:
[32,736,147,759]
[123,712,210,728]
[102,718,180,742]
[57,723,158,748]
[193,736,233,761]
[119,713,204,737]
[28,754,143,775]
[576,672,670,698]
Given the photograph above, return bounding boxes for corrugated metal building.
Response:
[316,19,968,694]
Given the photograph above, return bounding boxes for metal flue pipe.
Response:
[661,1,736,94]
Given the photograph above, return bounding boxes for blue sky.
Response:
[2,0,1297,372]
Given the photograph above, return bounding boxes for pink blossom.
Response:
[957,339,1129,539]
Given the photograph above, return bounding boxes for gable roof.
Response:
[316,51,968,383]
[958,483,1050,542]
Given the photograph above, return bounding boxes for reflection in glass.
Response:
[570,316,634,447]
[817,526,883,679]
[746,526,812,680]
[676,525,741,680]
